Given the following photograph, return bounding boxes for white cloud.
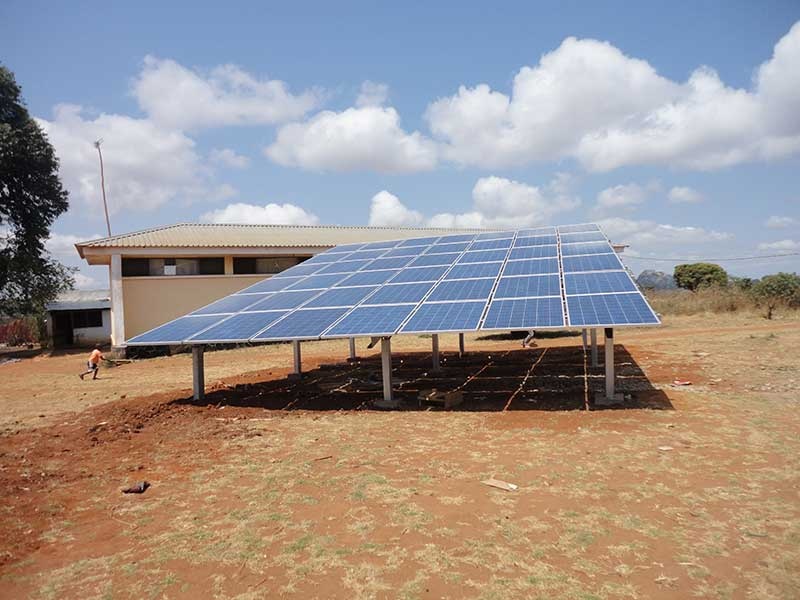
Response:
[36,104,218,213]
[368,175,579,229]
[595,182,650,214]
[46,232,103,257]
[210,148,250,169]
[765,215,799,229]
[73,272,102,289]
[668,186,705,204]
[356,81,389,107]
[426,22,800,171]
[757,239,799,251]
[265,106,437,173]
[201,202,319,225]
[133,56,321,130]
[598,217,733,250]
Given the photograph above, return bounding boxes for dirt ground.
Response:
[0,313,798,599]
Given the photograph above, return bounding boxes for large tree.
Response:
[673,263,728,291]
[0,65,73,316]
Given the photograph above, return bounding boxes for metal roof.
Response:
[45,289,111,311]
[76,223,491,256]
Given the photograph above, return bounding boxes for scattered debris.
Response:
[313,455,333,462]
[418,389,464,410]
[658,446,675,452]
[481,478,518,491]
[122,481,150,494]
[672,379,692,386]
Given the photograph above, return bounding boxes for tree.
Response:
[0,64,73,316]
[752,272,800,319]
[673,263,728,291]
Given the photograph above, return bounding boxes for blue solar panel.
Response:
[483,297,564,329]
[289,274,348,290]
[272,263,325,278]
[253,307,349,340]
[518,227,556,236]
[559,231,606,243]
[337,269,399,286]
[360,239,400,250]
[128,315,223,344]
[240,276,305,294]
[192,293,271,315]
[425,242,470,254]
[514,235,558,247]
[399,236,439,247]
[410,252,460,267]
[446,262,503,280]
[188,311,288,342]
[347,249,390,260]
[327,243,365,253]
[244,289,319,311]
[458,250,508,264]
[316,259,372,274]
[470,238,512,251]
[304,286,377,308]
[475,231,512,240]
[383,246,425,258]
[427,278,495,301]
[560,241,614,256]
[302,252,351,265]
[509,245,557,260]
[401,301,485,332]
[565,271,637,295]
[494,275,561,299]
[562,253,623,273]
[503,258,559,276]
[558,224,599,234]
[392,265,448,283]
[434,234,475,244]
[567,293,659,326]
[363,256,414,271]
[365,282,434,305]
[326,304,416,336]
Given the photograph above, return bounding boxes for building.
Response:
[75,223,491,350]
[45,289,111,347]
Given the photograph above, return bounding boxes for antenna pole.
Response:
[94,140,112,237]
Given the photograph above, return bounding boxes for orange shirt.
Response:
[89,349,103,365]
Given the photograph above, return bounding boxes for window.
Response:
[122,258,150,277]
[233,257,304,274]
[122,257,224,276]
[72,310,103,329]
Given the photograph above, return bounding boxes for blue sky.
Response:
[2,0,799,286]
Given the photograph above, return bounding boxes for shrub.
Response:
[751,272,800,319]
[0,317,39,346]
[674,263,728,291]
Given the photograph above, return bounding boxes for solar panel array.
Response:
[128,223,659,345]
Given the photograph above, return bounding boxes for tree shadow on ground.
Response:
[174,345,673,412]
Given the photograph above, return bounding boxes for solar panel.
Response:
[401,301,485,332]
[427,278,495,301]
[128,223,659,345]
[567,293,658,326]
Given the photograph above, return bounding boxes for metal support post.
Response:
[374,337,398,408]
[349,337,357,361]
[581,328,587,351]
[590,328,598,368]
[595,327,623,405]
[192,345,205,401]
[432,334,440,371]
[458,332,465,357]
[292,340,302,376]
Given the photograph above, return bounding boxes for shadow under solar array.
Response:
[127,223,659,345]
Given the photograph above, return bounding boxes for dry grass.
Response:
[646,287,773,317]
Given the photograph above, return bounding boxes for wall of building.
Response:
[72,309,112,346]
[122,275,265,338]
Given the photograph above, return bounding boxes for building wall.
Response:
[72,309,112,346]
[122,275,265,338]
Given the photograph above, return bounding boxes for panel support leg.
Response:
[292,340,302,376]
[375,337,398,409]
[431,334,440,371]
[581,328,587,351]
[458,332,465,357]
[595,327,623,405]
[192,345,205,402]
[590,328,598,368]
[348,337,357,361]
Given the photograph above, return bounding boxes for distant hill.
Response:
[636,270,677,290]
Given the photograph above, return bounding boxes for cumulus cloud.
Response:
[201,202,319,225]
[133,56,321,130]
[426,22,800,171]
[356,81,389,107]
[73,272,103,289]
[668,186,705,204]
[757,239,799,251]
[765,215,799,229]
[598,217,733,251]
[369,174,579,229]
[595,182,652,215]
[37,104,217,213]
[210,148,250,169]
[265,106,437,173]
[46,232,103,257]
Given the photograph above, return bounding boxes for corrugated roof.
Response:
[45,289,111,311]
[76,223,492,255]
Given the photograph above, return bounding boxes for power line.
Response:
[621,252,799,263]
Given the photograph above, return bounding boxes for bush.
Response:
[0,317,39,346]
[752,272,800,319]
[674,263,728,291]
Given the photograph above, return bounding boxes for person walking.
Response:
[79,347,104,380]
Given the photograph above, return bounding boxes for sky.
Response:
[2,0,799,288]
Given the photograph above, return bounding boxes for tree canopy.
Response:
[752,272,800,319]
[0,64,73,316]
[673,263,728,291]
